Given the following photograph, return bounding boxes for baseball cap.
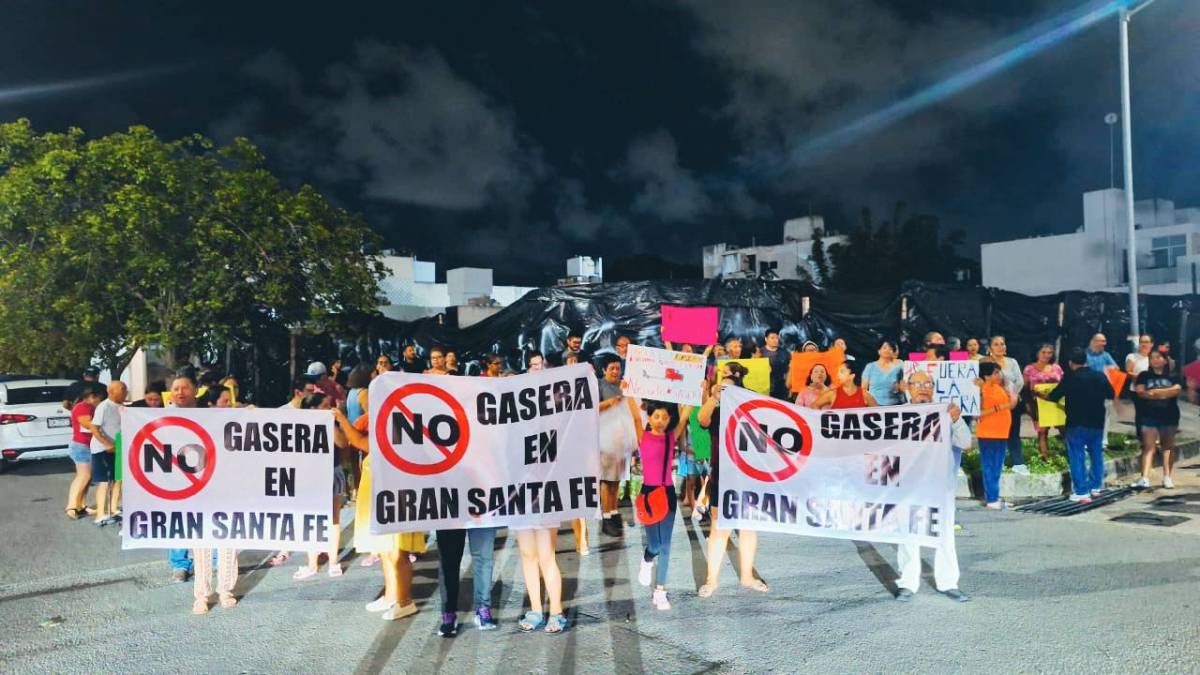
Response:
[306,362,327,377]
[83,366,101,376]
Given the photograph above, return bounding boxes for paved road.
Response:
[3,456,1200,674]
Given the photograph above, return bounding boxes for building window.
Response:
[1150,234,1186,268]
[758,260,777,275]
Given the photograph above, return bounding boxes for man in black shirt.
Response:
[1039,348,1113,503]
[62,366,101,410]
[399,345,424,374]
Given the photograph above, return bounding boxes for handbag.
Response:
[635,434,673,526]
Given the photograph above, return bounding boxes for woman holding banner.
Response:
[628,396,692,611]
[697,371,769,599]
[334,405,425,621]
[1023,344,1063,462]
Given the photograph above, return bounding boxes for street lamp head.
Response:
[1105,112,1118,125]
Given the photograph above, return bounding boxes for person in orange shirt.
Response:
[977,361,1018,509]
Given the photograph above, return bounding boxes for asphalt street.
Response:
[2,456,1200,674]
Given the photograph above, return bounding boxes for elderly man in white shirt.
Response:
[895,370,970,603]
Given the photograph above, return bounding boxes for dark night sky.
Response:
[1,0,1197,285]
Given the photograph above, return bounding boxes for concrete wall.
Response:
[447,267,493,306]
[981,232,1107,295]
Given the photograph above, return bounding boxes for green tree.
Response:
[826,202,966,291]
[0,119,383,375]
[809,225,832,284]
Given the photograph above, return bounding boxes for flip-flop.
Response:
[698,583,718,598]
[518,611,545,632]
[65,508,84,520]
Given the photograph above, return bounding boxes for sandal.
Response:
[518,611,545,632]
[219,593,238,609]
[267,552,290,567]
[327,564,344,578]
[65,508,84,520]
[544,614,567,634]
[698,583,718,598]
[740,578,768,593]
[292,566,318,581]
[192,599,209,615]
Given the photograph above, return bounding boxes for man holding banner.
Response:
[897,371,970,602]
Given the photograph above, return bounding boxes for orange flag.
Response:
[788,347,846,393]
[1107,368,1128,397]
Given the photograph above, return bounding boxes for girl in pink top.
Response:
[626,397,691,611]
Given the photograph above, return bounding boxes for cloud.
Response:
[219,43,542,212]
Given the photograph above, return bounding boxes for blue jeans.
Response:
[437,527,497,613]
[168,548,192,573]
[979,439,1007,504]
[642,487,677,586]
[1005,408,1024,466]
[1066,427,1105,496]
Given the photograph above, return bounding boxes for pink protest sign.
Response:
[661,305,718,345]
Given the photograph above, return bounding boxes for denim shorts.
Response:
[68,442,92,465]
[91,451,114,483]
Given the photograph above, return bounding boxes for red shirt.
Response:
[832,386,866,409]
[70,401,95,444]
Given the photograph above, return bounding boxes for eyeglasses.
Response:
[909,382,934,389]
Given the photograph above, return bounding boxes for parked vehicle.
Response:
[0,376,75,473]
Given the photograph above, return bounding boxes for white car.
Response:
[0,376,77,472]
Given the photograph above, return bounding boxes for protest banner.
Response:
[788,348,845,393]
[624,344,706,406]
[661,305,718,345]
[719,358,771,395]
[902,359,981,416]
[1033,383,1066,428]
[368,365,601,533]
[717,387,955,547]
[120,407,334,550]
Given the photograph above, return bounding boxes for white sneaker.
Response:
[1132,477,1151,489]
[365,596,396,613]
[638,559,654,587]
[1163,476,1175,489]
[1068,494,1093,504]
[1012,464,1031,476]
[652,589,671,610]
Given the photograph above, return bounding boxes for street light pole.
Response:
[1119,5,1140,350]
[1120,0,1162,350]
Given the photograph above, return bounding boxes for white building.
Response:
[558,255,603,286]
[377,254,537,327]
[702,216,846,282]
[981,189,1200,296]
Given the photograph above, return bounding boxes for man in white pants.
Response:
[896,370,970,602]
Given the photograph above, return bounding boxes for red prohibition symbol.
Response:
[374,383,472,476]
[128,416,217,500]
[724,398,813,483]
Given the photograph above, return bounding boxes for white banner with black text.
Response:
[368,365,602,533]
[717,387,956,547]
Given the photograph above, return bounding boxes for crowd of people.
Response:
[55,326,1186,629]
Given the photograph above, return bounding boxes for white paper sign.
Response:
[902,359,981,416]
[368,366,602,533]
[121,407,335,550]
[717,387,956,548]
[622,344,706,406]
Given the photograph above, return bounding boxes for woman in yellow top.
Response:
[334,391,426,621]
